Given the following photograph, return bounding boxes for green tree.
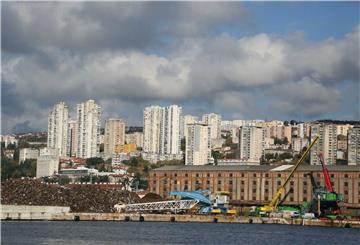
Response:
[86,157,104,167]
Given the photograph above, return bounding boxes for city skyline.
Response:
[2,2,359,134]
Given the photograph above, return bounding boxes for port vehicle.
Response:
[170,190,237,215]
[259,135,320,214]
[304,153,343,219]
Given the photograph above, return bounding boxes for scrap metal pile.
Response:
[1,179,141,213]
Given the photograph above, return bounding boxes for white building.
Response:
[348,126,360,165]
[143,105,182,156]
[202,113,221,140]
[76,100,101,158]
[67,120,78,157]
[104,118,125,158]
[0,135,18,148]
[125,132,143,148]
[143,106,162,154]
[47,102,69,156]
[159,105,182,155]
[36,147,59,178]
[185,123,212,165]
[19,148,39,164]
[238,126,265,164]
[181,115,198,139]
[292,137,307,153]
[310,123,337,165]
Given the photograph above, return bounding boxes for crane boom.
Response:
[317,153,334,193]
[261,134,320,212]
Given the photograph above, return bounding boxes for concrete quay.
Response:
[2,205,359,228]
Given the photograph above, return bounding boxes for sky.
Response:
[1,1,360,134]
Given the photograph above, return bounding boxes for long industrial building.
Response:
[149,165,360,208]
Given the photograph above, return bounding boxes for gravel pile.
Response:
[139,192,164,203]
[1,179,140,213]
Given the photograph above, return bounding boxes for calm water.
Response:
[2,221,360,245]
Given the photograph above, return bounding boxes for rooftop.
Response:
[151,165,360,172]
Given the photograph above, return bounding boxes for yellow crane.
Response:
[260,134,320,213]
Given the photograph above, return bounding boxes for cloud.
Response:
[1,2,359,133]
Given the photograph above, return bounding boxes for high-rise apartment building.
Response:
[47,102,69,156]
[348,126,360,165]
[36,147,59,178]
[143,106,162,154]
[143,105,182,155]
[185,123,211,165]
[76,100,101,158]
[238,126,265,164]
[67,120,78,157]
[104,118,125,157]
[159,105,182,155]
[181,115,198,139]
[310,123,337,165]
[202,113,221,140]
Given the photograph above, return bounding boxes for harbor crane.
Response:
[260,134,320,213]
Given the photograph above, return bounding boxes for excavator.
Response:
[305,153,343,219]
[258,134,320,214]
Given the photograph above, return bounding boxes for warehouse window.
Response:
[218,180,221,185]
[207,173,210,177]
[278,174,281,178]
[207,180,210,184]
[241,173,245,177]
[185,173,188,177]
[303,197,307,202]
[153,180,156,184]
[253,173,256,177]
[265,174,269,178]
[277,181,281,186]
[230,173,233,177]
[303,182,307,186]
[153,173,156,177]
[196,173,199,177]
[344,182,348,187]
[344,174,348,178]
[218,173,221,177]
[265,181,269,185]
[174,174,177,177]
[229,180,233,185]
[253,181,256,185]
[241,181,245,185]
[152,187,156,192]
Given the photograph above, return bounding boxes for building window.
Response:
[265,181,269,185]
[241,188,244,192]
[290,181,294,186]
[185,180,188,184]
[303,197,307,202]
[344,190,348,195]
[153,180,156,184]
[174,173,177,177]
[241,173,245,177]
[265,174,269,178]
[196,173,199,177]
[241,181,245,185]
[252,197,256,201]
[344,182,348,187]
[229,173,233,177]
[265,189,268,193]
[153,173,156,177]
[278,174,281,178]
[217,187,221,191]
[164,173,167,177]
[253,173,256,177]
[152,187,156,192]
[229,180,233,185]
[344,174,348,178]
[185,173,188,177]
[218,180,221,185]
[303,189,307,194]
[207,173,210,177]
[207,180,210,184]
[253,181,256,185]
[252,189,256,193]
[218,173,221,177]
[277,181,281,186]
[290,197,294,202]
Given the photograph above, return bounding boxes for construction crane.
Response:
[318,153,334,193]
[304,153,343,218]
[260,134,320,213]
